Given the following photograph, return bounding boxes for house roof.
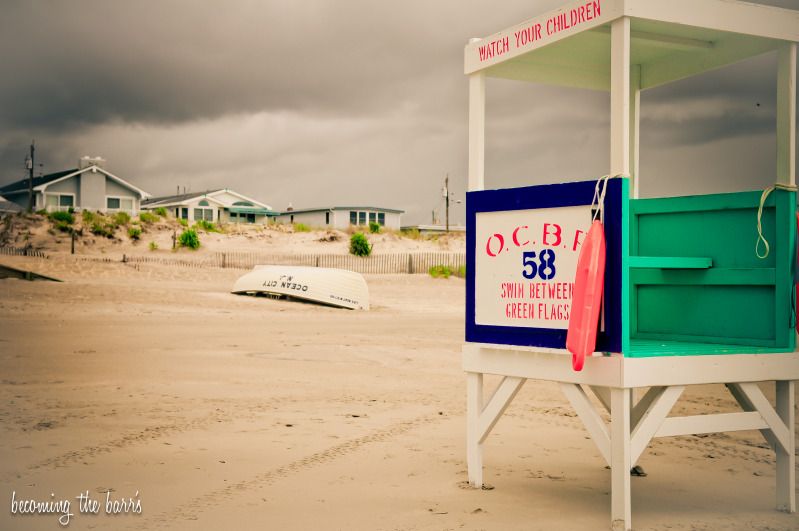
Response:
[0,196,23,213]
[143,188,272,211]
[0,165,149,199]
[0,169,78,195]
[279,206,405,215]
[142,189,225,207]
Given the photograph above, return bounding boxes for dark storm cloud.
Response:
[0,0,796,222]
[0,0,562,131]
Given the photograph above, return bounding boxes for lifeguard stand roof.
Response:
[465,0,799,91]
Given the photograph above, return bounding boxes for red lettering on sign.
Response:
[478,36,510,62]
[486,233,504,257]
[512,225,530,247]
[542,223,562,247]
[572,229,585,251]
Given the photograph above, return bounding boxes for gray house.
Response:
[0,156,149,214]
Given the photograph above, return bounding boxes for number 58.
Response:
[522,250,556,280]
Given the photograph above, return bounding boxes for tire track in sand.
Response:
[12,391,457,480]
[136,412,444,529]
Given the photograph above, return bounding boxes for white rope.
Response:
[591,174,626,222]
[756,183,797,259]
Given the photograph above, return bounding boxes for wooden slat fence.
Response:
[0,247,47,258]
[121,251,466,274]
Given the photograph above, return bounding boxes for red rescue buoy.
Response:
[566,219,606,371]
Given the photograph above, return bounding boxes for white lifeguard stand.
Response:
[464,1,798,530]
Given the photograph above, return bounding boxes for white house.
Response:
[274,206,404,230]
[0,156,149,214]
[142,189,275,224]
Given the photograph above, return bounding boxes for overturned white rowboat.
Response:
[231,265,370,310]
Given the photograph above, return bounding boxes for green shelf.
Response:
[629,256,712,269]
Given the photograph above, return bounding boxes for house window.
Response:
[180,208,188,220]
[45,193,75,212]
[290,215,294,223]
[358,212,366,225]
[198,200,209,206]
[193,208,213,222]
[106,197,133,212]
[378,212,385,226]
[325,212,330,225]
[369,212,376,223]
[350,211,357,225]
[246,213,255,223]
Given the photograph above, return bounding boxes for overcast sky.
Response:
[1,0,797,224]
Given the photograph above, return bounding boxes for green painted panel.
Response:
[636,284,775,342]
[627,188,795,355]
[636,208,774,268]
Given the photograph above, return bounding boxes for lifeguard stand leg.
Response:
[775,380,795,512]
[610,387,632,531]
[466,371,484,487]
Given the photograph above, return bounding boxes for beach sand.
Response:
[0,255,797,530]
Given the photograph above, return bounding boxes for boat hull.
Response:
[231,265,370,310]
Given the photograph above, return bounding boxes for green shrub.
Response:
[54,221,72,233]
[113,211,131,226]
[49,211,74,224]
[139,212,159,224]
[82,210,96,223]
[128,226,142,240]
[178,228,200,249]
[349,232,372,257]
[368,221,381,234]
[429,265,453,279]
[154,207,167,217]
[194,219,218,232]
[178,218,188,227]
[91,221,115,238]
[293,223,310,232]
[401,227,421,240]
[149,241,158,251]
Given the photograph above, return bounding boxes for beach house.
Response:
[142,189,275,224]
[0,156,149,214]
[274,206,404,230]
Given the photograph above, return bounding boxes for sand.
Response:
[0,254,797,531]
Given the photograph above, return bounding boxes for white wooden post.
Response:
[611,387,632,531]
[630,64,641,198]
[467,371,484,487]
[776,43,796,186]
[776,380,796,512]
[468,40,486,193]
[610,17,631,179]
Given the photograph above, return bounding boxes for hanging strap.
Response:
[756,183,798,259]
[591,174,626,223]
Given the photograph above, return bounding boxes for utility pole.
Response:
[25,141,35,212]
[443,173,450,233]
